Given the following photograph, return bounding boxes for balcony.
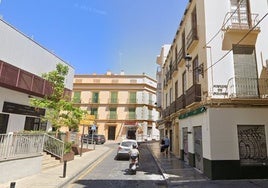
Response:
[186,27,198,53]
[227,77,268,98]
[222,12,260,50]
[176,94,186,111]
[165,70,171,83]
[89,98,99,104]
[107,114,117,120]
[176,48,184,67]
[0,60,53,97]
[171,60,178,76]
[127,114,136,120]
[186,84,201,106]
[170,101,176,114]
[109,98,118,104]
[162,105,170,118]
[128,98,137,104]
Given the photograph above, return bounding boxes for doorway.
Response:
[194,126,203,171]
[108,126,116,140]
[183,127,189,164]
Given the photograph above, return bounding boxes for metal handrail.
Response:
[43,133,64,159]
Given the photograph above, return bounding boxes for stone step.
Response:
[42,152,61,170]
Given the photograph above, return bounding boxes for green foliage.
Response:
[64,141,73,154]
[30,63,87,133]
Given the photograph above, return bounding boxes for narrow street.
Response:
[68,142,167,188]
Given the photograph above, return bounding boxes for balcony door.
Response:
[233,45,258,97]
[230,0,251,28]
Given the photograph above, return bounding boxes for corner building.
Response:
[72,71,159,142]
[157,0,268,179]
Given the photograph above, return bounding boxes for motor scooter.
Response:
[129,154,139,175]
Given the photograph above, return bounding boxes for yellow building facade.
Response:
[72,71,159,142]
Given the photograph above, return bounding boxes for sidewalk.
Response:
[147,141,208,184]
[0,144,111,188]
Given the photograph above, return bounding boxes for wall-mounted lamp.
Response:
[184,53,192,71]
[184,53,204,78]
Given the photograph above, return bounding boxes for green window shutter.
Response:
[109,108,117,119]
[73,91,81,103]
[128,108,136,119]
[90,108,98,119]
[92,92,99,103]
[111,92,118,103]
[129,92,136,103]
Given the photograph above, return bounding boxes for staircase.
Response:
[42,152,61,170]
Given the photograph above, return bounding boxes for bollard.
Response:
[63,160,67,178]
[10,182,16,188]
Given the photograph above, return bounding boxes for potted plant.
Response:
[61,141,75,162]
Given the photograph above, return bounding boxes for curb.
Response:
[58,146,111,188]
[145,142,169,184]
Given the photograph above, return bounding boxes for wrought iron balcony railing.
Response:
[227,77,268,98]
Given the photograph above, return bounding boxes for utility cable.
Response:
[204,0,245,48]
[204,12,268,72]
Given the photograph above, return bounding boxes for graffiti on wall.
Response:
[237,125,268,165]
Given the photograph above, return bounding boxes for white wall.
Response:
[209,108,268,160]
[180,107,268,161]
[0,87,41,132]
[0,20,74,90]
[203,0,268,96]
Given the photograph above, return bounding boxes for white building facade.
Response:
[0,19,74,134]
[159,0,268,179]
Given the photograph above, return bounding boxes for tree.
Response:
[30,63,87,135]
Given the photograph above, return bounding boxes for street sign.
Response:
[91,125,96,131]
[80,115,95,125]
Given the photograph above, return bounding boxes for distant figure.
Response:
[160,135,170,154]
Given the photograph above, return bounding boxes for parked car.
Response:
[82,134,106,144]
[116,139,138,160]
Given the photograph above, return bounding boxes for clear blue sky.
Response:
[0,0,188,79]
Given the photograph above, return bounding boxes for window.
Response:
[175,81,178,99]
[149,93,153,105]
[90,108,98,119]
[110,91,118,103]
[182,30,186,57]
[24,117,46,131]
[92,92,99,103]
[230,0,251,28]
[169,88,173,104]
[109,108,117,119]
[128,108,136,119]
[182,71,187,94]
[129,92,136,103]
[233,45,258,97]
[73,91,81,103]
[193,56,199,84]
[165,93,168,108]
[148,110,153,120]
[237,125,267,166]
